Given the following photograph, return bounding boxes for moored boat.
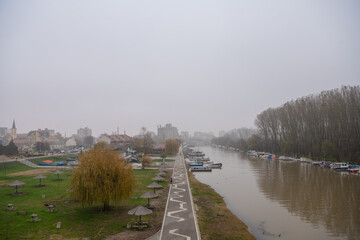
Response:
[188,151,205,157]
[348,165,359,173]
[331,162,349,171]
[312,161,322,166]
[322,161,331,168]
[279,156,294,161]
[211,163,222,168]
[190,162,203,167]
[190,166,212,172]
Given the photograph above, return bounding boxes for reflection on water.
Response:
[193,146,360,240]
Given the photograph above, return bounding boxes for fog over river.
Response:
[193,146,360,240]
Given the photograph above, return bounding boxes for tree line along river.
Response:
[192,146,360,240]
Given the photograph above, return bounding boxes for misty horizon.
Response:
[1,0,359,136]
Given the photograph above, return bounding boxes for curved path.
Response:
[159,151,200,240]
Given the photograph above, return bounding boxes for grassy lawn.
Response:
[0,161,33,176]
[0,162,169,240]
[188,172,255,240]
[28,155,77,164]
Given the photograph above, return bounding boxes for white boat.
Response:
[279,156,294,161]
[331,162,349,171]
[247,150,258,157]
[190,166,212,172]
[312,161,322,166]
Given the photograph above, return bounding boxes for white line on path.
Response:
[169,229,191,240]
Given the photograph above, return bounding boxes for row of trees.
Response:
[0,140,19,156]
[254,86,360,162]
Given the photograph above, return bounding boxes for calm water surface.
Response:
[193,146,360,240]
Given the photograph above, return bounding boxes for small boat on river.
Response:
[211,163,222,168]
[190,166,212,172]
[332,162,349,171]
[348,165,359,173]
[190,162,203,167]
[312,161,322,166]
[279,156,294,161]
[188,151,205,157]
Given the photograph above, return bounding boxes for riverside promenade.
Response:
[159,150,201,240]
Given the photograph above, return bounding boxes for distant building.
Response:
[77,127,92,138]
[98,134,133,151]
[13,134,33,150]
[181,131,189,140]
[0,127,8,138]
[0,120,64,150]
[157,123,179,141]
[28,128,56,143]
[66,138,76,148]
[153,144,165,154]
[11,120,17,140]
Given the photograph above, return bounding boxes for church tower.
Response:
[11,119,17,140]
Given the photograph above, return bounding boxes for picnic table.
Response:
[30,214,41,222]
[48,204,55,212]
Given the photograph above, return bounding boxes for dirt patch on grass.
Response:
[104,229,159,240]
[8,168,54,176]
[0,180,10,186]
[0,155,12,160]
[188,172,256,240]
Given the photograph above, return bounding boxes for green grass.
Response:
[0,161,32,176]
[0,163,164,240]
[28,155,76,164]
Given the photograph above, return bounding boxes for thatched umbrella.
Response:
[140,191,158,207]
[147,182,163,193]
[8,180,25,195]
[53,170,64,181]
[128,205,152,224]
[34,174,47,187]
[152,176,165,182]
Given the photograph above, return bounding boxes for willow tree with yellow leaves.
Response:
[71,142,134,211]
[165,139,180,155]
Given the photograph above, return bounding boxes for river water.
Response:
[192,146,360,240]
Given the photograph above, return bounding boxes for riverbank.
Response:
[188,172,255,240]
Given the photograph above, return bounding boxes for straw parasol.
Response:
[152,176,165,182]
[8,180,25,195]
[53,170,64,181]
[128,205,152,224]
[34,174,47,187]
[147,182,163,193]
[140,191,158,207]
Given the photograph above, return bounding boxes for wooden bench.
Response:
[132,225,147,230]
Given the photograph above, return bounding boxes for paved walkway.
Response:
[159,151,200,240]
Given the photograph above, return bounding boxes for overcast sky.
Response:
[0,0,359,137]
